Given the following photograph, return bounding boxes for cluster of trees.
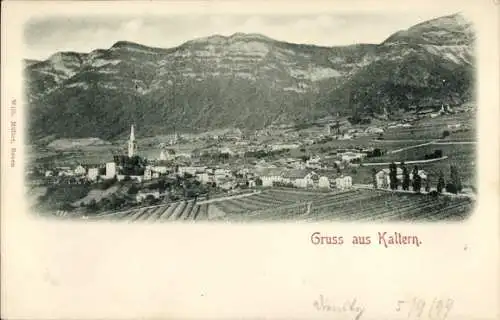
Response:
[424,149,443,160]
[366,148,384,158]
[244,149,288,159]
[272,181,295,188]
[85,195,129,212]
[371,162,463,194]
[200,152,231,162]
[438,166,463,194]
[114,155,147,176]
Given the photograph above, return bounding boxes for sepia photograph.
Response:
[2,1,499,319]
[24,11,476,222]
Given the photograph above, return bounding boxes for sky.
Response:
[24,10,459,60]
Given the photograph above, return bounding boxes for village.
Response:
[26,102,475,220]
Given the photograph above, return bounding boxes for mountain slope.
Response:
[25,13,474,141]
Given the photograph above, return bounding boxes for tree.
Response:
[371,168,378,189]
[448,165,462,194]
[389,162,398,190]
[401,162,410,191]
[437,170,445,193]
[145,195,158,205]
[413,174,422,193]
[442,130,450,139]
[425,178,431,193]
[411,166,420,191]
[127,184,139,195]
[255,178,263,186]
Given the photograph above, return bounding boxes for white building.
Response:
[325,124,331,135]
[105,162,116,179]
[159,150,167,161]
[152,166,168,174]
[45,170,54,177]
[74,165,86,176]
[282,170,318,188]
[270,143,300,151]
[339,152,366,162]
[318,176,330,189]
[335,176,353,190]
[87,168,99,181]
[144,166,152,181]
[136,191,160,203]
[306,156,322,169]
[365,127,384,134]
[196,173,210,183]
[248,179,257,188]
[179,166,206,176]
[259,168,285,187]
[159,149,174,161]
[219,147,234,155]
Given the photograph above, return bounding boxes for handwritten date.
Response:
[396,297,453,320]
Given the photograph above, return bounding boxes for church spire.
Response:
[128,124,136,157]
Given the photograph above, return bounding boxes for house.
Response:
[116,174,143,183]
[248,179,257,188]
[339,152,366,162]
[219,147,234,155]
[87,168,99,181]
[338,133,353,140]
[152,166,168,174]
[218,178,237,191]
[45,170,54,177]
[144,166,152,181]
[259,168,285,187]
[365,127,384,134]
[74,165,86,176]
[270,143,300,151]
[335,176,353,190]
[178,166,206,176]
[282,169,318,188]
[105,162,116,179]
[306,156,322,169]
[318,176,330,189]
[196,172,210,183]
[58,169,74,177]
[136,191,160,203]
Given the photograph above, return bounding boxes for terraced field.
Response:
[72,188,473,222]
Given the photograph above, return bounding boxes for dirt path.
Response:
[362,156,448,166]
[388,141,436,154]
[197,191,261,205]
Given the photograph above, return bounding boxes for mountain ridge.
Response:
[25,13,474,141]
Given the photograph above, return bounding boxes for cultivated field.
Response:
[356,143,476,187]
[55,188,474,222]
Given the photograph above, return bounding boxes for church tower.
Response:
[128,125,137,157]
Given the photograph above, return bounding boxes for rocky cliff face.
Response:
[25,13,474,140]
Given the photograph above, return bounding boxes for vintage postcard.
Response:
[1,0,498,319]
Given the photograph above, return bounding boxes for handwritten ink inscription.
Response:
[313,294,365,320]
[396,297,454,320]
